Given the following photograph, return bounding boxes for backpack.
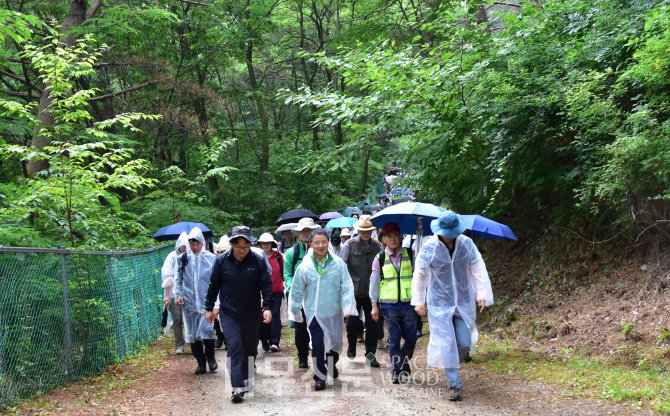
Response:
[179,251,189,275]
[274,249,284,277]
[291,241,305,272]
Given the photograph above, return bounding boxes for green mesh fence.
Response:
[0,244,172,407]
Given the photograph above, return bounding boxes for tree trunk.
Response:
[361,148,372,195]
[27,0,103,177]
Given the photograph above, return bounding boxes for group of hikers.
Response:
[160,209,493,404]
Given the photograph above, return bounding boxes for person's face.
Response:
[385,232,401,250]
[299,228,311,243]
[178,245,186,254]
[189,240,203,254]
[259,242,273,253]
[341,235,350,243]
[231,238,252,259]
[310,235,329,257]
[320,221,327,228]
[358,229,373,242]
[283,231,293,241]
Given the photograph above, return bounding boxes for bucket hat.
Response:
[257,232,278,248]
[293,217,321,233]
[228,226,256,244]
[353,215,376,231]
[430,211,466,239]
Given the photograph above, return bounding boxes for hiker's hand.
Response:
[164,298,169,306]
[263,310,272,323]
[415,305,426,316]
[478,299,486,313]
[177,297,184,306]
[206,311,215,324]
[371,304,379,321]
[213,309,219,318]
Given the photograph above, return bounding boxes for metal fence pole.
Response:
[59,252,73,382]
[106,253,125,361]
[131,252,147,337]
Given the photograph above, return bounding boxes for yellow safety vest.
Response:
[378,248,413,303]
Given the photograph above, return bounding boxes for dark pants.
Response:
[214,318,225,343]
[346,297,377,355]
[295,308,310,361]
[190,339,215,367]
[308,319,340,382]
[259,292,284,346]
[219,311,261,389]
[377,303,385,339]
[382,307,418,374]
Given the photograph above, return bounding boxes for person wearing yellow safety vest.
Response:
[370,222,418,385]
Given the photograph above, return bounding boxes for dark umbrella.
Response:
[375,193,392,200]
[319,211,344,220]
[275,209,319,226]
[460,215,517,241]
[362,204,383,212]
[152,222,213,242]
[393,195,416,204]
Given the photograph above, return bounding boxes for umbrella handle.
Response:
[416,216,424,254]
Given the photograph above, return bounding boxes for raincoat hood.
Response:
[187,227,206,245]
[175,231,189,254]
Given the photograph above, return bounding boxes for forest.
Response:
[1,0,669,249]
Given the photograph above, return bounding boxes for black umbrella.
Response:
[375,193,392,200]
[362,204,383,212]
[275,209,319,225]
[393,195,416,204]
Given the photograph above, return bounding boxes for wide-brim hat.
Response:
[257,232,278,248]
[217,236,230,251]
[430,211,466,239]
[340,228,352,237]
[353,215,376,231]
[293,217,321,233]
[228,225,256,243]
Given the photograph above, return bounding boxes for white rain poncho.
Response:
[411,234,493,369]
[288,248,358,354]
[161,231,189,300]
[174,227,219,343]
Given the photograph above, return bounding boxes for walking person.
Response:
[205,226,273,403]
[257,233,285,353]
[329,232,343,257]
[161,231,189,354]
[174,227,219,374]
[339,215,382,366]
[288,228,357,391]
[370,223,417,384]
[340,228,352,244]
[412,211,493,401]
[277,230,295,254]
[283,217,320,368]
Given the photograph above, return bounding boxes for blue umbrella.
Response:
[320,211,344,220]
[326,217,357,228]
[340,206,361,217]
[390,187,412,195]
[152,222,213,242]
[370,202,446,236]
[460,215,518,241]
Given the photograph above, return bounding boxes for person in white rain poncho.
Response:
[161,231,189,354]
[412,211,493,402]
[174,227,220,375]
[288,228,358,391]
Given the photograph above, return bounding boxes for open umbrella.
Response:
[340,206,361,217]
[370,202,446,253]
[390,186,413,195]
[362,204,383,212]
[275,209,319,226]
[275,223,298,234]
[326,217,357,228]
[393,195,416,204]
[460,215,518,241]
[152,222,213,242]
[319,211,343,220]
[375,193,392,200]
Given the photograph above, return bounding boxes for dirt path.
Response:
[13,319,657,416]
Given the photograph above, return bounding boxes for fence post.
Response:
[106,252,125,361]
[59,252,73,382]
[131,251,147,338]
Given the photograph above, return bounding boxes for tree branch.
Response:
[86,0,105,20]
[0,68,45,93]
[0,88,29,97]
[92,62,133,68]
[86,79,162,102]
[177,0,211,5]
[340,0,398,22]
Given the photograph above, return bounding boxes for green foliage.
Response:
[622,322,636,337]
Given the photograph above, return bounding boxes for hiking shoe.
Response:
[261,341,270,352]
[347,347,355,359]
[215,337,224,349]
[298,358,309,368]
[208,358,218,372]
[392,373,401,384]
[368,357,380,368]
[449,387,462,401]
[314,379,326,391]
[270,344,279,352]
[377,339,385,350]
[231,388,245,403]
[357,334,365,343]
[195,365,206,375]
[176,346,184,354]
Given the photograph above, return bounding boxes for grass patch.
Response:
[474,334,670,414]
